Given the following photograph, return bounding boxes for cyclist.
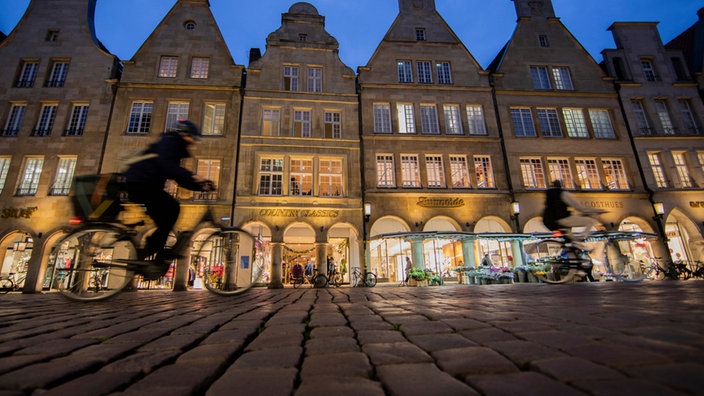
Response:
[124,120,215,269]
[542,180,605,249]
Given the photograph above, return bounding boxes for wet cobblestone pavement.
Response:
[0,281,703,395]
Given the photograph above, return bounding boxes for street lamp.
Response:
[653,202,665,218]
[510,201,521,233]
[364,203,372,222]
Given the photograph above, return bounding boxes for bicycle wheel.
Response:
[293,276,304,289]
[195,227,263,296]
[312,274,328,288]
[51,224,136,301]
[330,273,343,287]
[0,278,14,293]
[535,261,577,284]
[364,272,377,287]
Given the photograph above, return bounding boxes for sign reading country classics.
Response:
[417,197,465,208]
[259,209,339,218]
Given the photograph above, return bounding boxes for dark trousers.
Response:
[127,183,180,257]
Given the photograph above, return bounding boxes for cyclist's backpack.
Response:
[71,173,126,221]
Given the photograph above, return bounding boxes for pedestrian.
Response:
[404,257,412,283]
[481,253,492,267]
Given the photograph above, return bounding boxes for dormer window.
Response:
[538,35,549,47]
[184,21,196,30]
[415,28,426,41]
[299,34,307,41]
[46,30,59,42]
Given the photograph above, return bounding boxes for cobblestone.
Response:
[0,281,702,395]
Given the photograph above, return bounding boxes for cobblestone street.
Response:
[0,282,703,395]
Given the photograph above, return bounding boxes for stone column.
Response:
[461,239,476,268]
[22,237,44,294]
[316,243,328,275]
[268,242,283,289]
[172,251,190,291]
[411,239,424,269]
[511,240,524,267]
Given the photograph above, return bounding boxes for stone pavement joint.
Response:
[0,282,702,395]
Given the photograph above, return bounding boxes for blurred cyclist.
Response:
[542,180,605,248]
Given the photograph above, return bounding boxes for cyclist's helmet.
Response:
[177,120,202,140]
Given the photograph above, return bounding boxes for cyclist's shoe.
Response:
[137,260,171,280]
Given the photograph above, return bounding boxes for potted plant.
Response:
[408,268,429,287]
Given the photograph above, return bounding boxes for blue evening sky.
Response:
[0,1,700,69]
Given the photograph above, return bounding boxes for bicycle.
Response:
[592,236,645,283]
[292,268,328,289]
[351,267,377,287]
[0,273,16,293]
[51,200,263,301]
[641,257,680,280]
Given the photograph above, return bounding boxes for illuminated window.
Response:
[420,104,439,134]
[284,66,299,91]
[320,159,343,197]
[373,103,392,133]
[520,158,546,189]
[647,152,668,188]
[290,158,313,196]
[672,152,693,188]
[376,154,395,187]
[127,101,153,134]
[443,105,463,135]
[449,156,470,188]
[552,67,573,90]
[50,157,76,196]
[537,108,562,137]
[602,159,629,190]
[165,102,189,131]
[401,155,421,188]
[324,112,341,139]
[473,155,495,188]
[258,158,283,196]
[158,56,178,78]
[17,157,43,196]
[203,103,225,136]
[293,110,311,137]
[466,105,487,135]
[654,100,675,135]
[589,109,616,138]
[65,104,89,136]
[425,155,445,188]
[194,159,220,200]
[510,108,535,137]
[0,157,11,195]
[575,158,601,190]
[397,104,416,134]
[562,108,589,138]
[547,158,574,189]
[262,108,280,136]
[190,57,209,79]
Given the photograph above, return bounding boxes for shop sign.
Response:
[258,209,339,218]
[1,207,38,219]
[417,197,465,208]
[690,201,704,208]
[579,200,624,209]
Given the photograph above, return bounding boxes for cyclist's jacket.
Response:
[124,132,202,191]
[542,187,570,230]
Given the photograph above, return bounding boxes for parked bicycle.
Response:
[641,257,682,280]
[51,201,263,301]
[292,268,329,289]
[0,272,25,293]
[351,267,377,287]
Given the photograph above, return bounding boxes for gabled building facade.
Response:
[234,3,361,288]
[603,22,704,263]
[0,0,121,292]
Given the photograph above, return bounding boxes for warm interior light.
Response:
[653,202,665,216]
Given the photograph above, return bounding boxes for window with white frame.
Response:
[284,66,299,91]
[417,61,433,84]
[654,100,675,135]
[589,109,616,138]
[320,159,343,197]
[0,157,10,195]
[641,59,658,82]
[473,155,495,188]
[425,155,445,188]
[401,155,421,188]
[258,158,283,196]
[415,28,426,41]
[530,66,551,89]
[397,61,412,83]
[158,56,178,78]
[290,158,313,196]
[520,158,546,189]
[552,67,573,90]
[537,108,562,137]
[33,104,57,136]
[602,159,629,190]
[547,158,574,189]
[466,105,487,135]
[190,57,209,79]
[562,108,589,138]
[165,102,189,131]
[65,104,89,136]
[575,158,601,190]
[293,110,311,137]
[127,101,153,134]
[262,108,280,136]
[203,103,225,136]
[373,103,392,133]
[47,61,69,87]
[510,108,536,137]
[678,99,699,134]
[308,67,323,92]
[449,156,470,188]
[3,104,25,136]
[436,62,452,84]
[443,105,463,135]
[194,159,220,200]
[16,157,43,196]
[376,154,395,187]
[324,111,341,139]
[647,152,668,188]
[538,35,550,47]
[397,104,416,134]
[631,99,651,135]
[50,157,76,195]
[17,61,38,87]
[420,104,439,134]
[672,152,693,188]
